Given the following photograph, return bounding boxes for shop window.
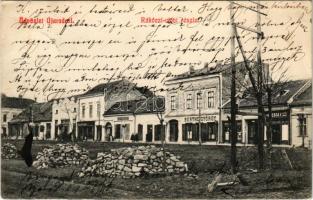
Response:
[146,124,153,142]
[154,124,162,141]
[115,124,121,139]
[182,123,193,141]
[202,122,218,142]
[169,120,178,142]
[2,127,6,136]
[137,124,143,141]
[34,125,39,137]
[40,125,45,132]
[186,94,192,109]
[46,123,51,139]
[247,120,258,144]
[3,114,7,122]
[223,121,242,143]
[122,124,130,140]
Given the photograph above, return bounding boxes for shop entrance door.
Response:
[169,120,178,142]
[96,125,102,141]
[272,124,282,144]
[247,120,258,144]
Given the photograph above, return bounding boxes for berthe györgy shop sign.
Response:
[184,115,217,123]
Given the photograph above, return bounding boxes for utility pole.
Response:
[230,1,237,174]
[256,2,265,170]
[197,91,202,146]
[231,0,267,170]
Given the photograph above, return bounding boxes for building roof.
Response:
[291,84,312,106]
[167,61,254,81]
[224,79,311,109]
[9,102,53,123]
[80,79,153,98]
[1,94,35,109]
[104,96,165,116]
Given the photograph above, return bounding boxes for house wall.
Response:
[103,114,135,142]
[51,97,78,140]
[76,87,149,141]
[164,74,222,144]
[1,107,24,137]
[165,76,221,117]
[103,113,163,143]
[135,113,163,143]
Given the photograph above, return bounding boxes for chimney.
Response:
[203,62,209,72]
[189,66,195,74]
[216,61,222,68]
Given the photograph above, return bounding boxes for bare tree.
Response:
[152,93,166,173]
[57,98,77,142]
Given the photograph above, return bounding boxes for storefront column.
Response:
[165,123,170,143]
[101,126,105,142]
[152,125,155,142]
[241,118,246,144]
[178,123,182,143]
[94,125,97,141]
[142,125,146,142]
[51,123,55,140]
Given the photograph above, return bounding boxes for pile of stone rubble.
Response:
[78,145,188,178]
[1,143,18,159]
[33,143,89,169]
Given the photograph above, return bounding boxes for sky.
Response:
[0,1,311,102]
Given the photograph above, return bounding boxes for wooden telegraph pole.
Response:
[230,0,267,170]
[230,1,237,174]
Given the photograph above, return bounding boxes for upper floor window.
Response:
[186,94,192,109]
[197,92,202,109]
[55,109,58,114]
[170,96,176,110]
[3,114,7,122]
[73,107,77,113]
[89,103,93,118]
[208,90,215,108]
[97,102,101,117]
[82,104,86,118]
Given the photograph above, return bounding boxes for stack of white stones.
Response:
[1,143,18,159]
[78,145,188,179]
[33,143,89,169]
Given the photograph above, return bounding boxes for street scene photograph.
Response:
[0,0,312,199]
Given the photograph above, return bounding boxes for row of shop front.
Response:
[8,111,291,146]
[68,109,291,145]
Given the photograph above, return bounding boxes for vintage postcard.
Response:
[0,0,312,199]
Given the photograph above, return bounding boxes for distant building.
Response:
[51,96,79,140]
[1,94,35,137]
[164,61,263,144]
[103,96,165,143]
[225,79,312,147]
[9,102,52,139]
[290,84,312,148]
[76,79,153,141]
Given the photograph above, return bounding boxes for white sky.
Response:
[0,1,311,102]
